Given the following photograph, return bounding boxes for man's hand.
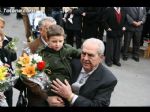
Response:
[47,96,65,107]
[137,21,143,26]
[132,21,138,27]
[122,27,126,31]
[133,21,143,27]
[82,12,86,16]
[51,79,74,101]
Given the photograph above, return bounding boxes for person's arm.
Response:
[138,7,147,26]
[46,96,65,107]
[20,76,49,100]
[51,78,117,107]
[65,44,81,58]
[103,8,112,31]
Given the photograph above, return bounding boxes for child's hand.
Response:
[4,63,10,68]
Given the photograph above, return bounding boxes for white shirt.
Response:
[3,36,9,41]
[71,65,99,105]
[40,36,48,47]
[0,36,9,49]
[114,7,120,14]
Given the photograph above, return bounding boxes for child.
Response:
[0,28,17,107]
[20,24,81,106]
[40,24,81,82]
[62,7,78,24]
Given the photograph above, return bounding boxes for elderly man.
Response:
[23,16,56,54]
[51,38,117,107]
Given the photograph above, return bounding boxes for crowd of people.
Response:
[0,7,149,107]
[18,7,148,66]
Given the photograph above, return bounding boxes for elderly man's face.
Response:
[39,21,55,41]
[80,43,103,73]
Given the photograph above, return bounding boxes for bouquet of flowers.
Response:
[0,60,19,106]
[16,53,51,90]
[4,37,18,52]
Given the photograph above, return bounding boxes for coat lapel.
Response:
[79,64,103,94]
[71,59,82,83]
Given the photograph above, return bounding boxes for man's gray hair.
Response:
[38,17,57,28]
[82,38,105,55]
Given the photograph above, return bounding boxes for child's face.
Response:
[47,35,64,51]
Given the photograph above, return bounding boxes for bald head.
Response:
[82,38,105,55]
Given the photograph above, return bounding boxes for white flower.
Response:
[30,54,42,63]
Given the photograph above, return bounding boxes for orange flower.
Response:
[21,65,36,78]
[18,53,30,66]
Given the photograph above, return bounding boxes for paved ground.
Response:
[1,10,150,107]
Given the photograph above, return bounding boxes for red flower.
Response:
[37,61,46,71]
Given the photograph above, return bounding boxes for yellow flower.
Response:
[18,53,30,66]
[21,65,36,78]
[0,66,7,81]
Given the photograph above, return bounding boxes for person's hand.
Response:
[107,28,112,31]
[4,63,10,67]
[122,27,126,31]
[132,21,139,27]
[82,12,86,16]
[47,96,65,107]
[51,79,74,101]
[137,21,143,26]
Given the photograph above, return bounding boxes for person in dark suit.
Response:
[122,7,146,62]
[0,17,17,107]
[141,7,150,46]
[51,7,63,26]
[104,7,126,67]
[81,7,100,39]
[51,38,117,107]
[64,7,83,49]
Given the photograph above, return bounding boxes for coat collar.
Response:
[79,64,103,93]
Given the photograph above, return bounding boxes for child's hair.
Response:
[47,25,66,39]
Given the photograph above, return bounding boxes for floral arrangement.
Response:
[0,61,18,92]
[16,53,51,90]
[0,60,18,106]
[4,37,18,51]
